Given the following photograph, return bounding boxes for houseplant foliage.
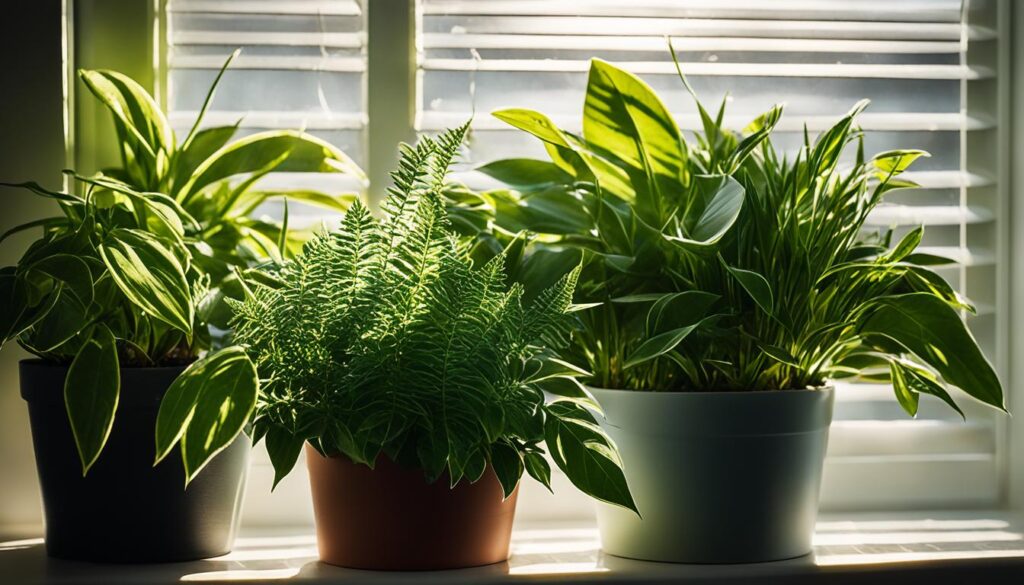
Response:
[1,51,365,480]
[77,49,364,330]
[473,56,1003,414]
[229,124,637,513]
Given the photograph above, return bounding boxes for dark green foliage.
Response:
[466,54,1003,417]
[232,125,636,511]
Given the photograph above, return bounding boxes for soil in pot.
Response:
[20,360,250,563]
[590,386,834,564]
[305,444,519,570]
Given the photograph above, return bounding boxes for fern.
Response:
[231,127,636,511]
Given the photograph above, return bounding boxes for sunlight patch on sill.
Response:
[209,547,318,561]
[814,530,1022,546]
[818,549,1024,566]
[0,537,44,551]
[181,568,301,582]
[816,518,1010,532]
[509,562,608,576]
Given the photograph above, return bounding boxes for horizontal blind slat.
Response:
[169,0,362,16]
[420,59,990,80]
[423,0,962,22]
[424,34,964,54]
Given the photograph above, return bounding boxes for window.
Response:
[160,0,1007,523]
[422,0,1008,512]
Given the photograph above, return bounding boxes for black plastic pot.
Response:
[20,360,250,563]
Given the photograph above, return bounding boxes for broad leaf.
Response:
[98,228,194,333]
[478,158,574,189]
[180,131,366,202]
[489,440,524,499]
[624,321,703,369]
[666,175,744,247]
[582,58,685,221]
[174,348,259,483]
[725,264,774,315]
[858,293,1003,410]
[266,426,305,490]
[523,451,553,492]
[544,401,637,514]
[64,325,120,474]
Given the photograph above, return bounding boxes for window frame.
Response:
[65,0,1022,524]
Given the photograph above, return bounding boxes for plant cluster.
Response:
[462,55,1003,415]
[0,53,363,476]
[229,125,636,511]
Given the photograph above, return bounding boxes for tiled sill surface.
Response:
[2,512,1024,585]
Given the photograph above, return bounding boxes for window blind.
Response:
[420,0,1006,510]
[166,0,366,226]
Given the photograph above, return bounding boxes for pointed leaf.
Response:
[725,264,774,315]
[859,293,1003,411]
[64,325,120,474]
[98,228,194,333]
[544,401,637,514]
[178,348,258,483]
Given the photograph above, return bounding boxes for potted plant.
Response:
[227,124,637,571]
[0,53,362,562]
[474,55,1006,563]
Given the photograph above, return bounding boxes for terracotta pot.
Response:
[305,444,519,570]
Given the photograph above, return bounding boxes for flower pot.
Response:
[305,444,519,570]
[590,386,834,563]
[19,360,250,563]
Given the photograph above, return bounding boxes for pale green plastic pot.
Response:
[590,386,834,564]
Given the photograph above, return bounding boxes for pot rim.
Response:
[19,357,193,373]
[588,384,834,397]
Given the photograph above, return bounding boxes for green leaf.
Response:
[489,441,524,499]
[28,253,94,306]
[523,357,591,383]
[478,158,574,189]
[872,149,929,176]
[490,187,593,235]
[582,58,685,220]
[0,180,83,204]
[0,217,68,245]
[266,426,305,490]
[644,290,718,335]
[544,401,637,514]
[174,124,240,192]
[858,293,1003,411]
[79,69,174,166]
[889,361,921,417]
[64,325,120,475]
[154,347,257,466]
[759,344,800,368]
[536,376,600,411]
[881,226,923,264]
[180,131,366,202]
[230,189,359,218]
[172,348,258,483]
[666,175,744,247]
[523,451,552,492]
[624,321,703,369]
[98,228,194,333]
[725,264,774,315]
[491,109,633,199]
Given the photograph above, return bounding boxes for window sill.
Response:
[3,511,1023,584]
